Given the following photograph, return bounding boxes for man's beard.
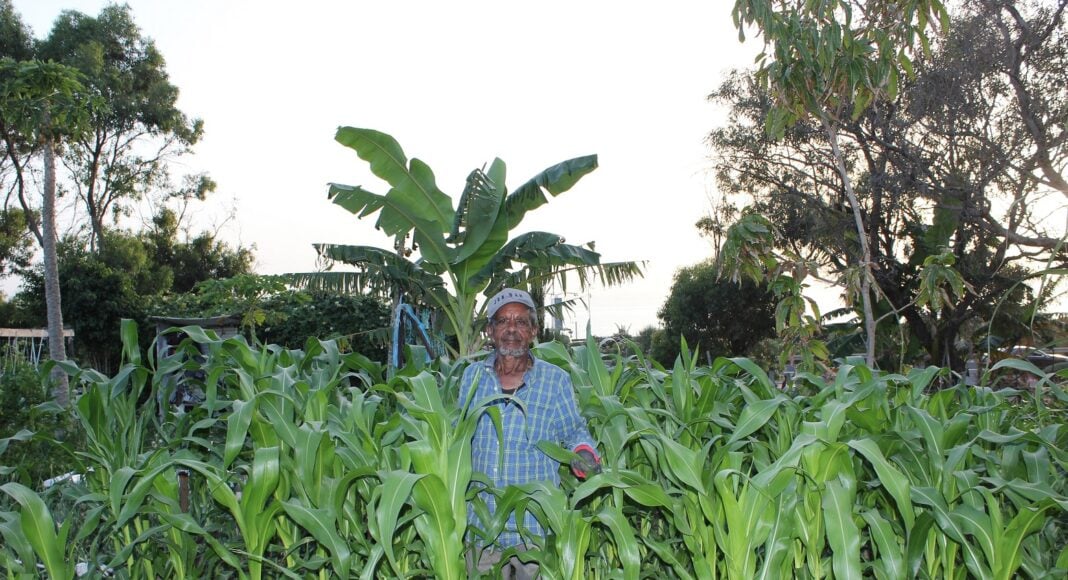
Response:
[496,345,529,357]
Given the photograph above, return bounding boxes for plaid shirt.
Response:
[461,352,595,548]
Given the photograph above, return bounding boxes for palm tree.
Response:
[292,128,643,357]
[0,60,92,405]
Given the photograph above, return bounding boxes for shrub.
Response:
[653,262,777,365]
[259,290,389,359]
[0,359,81,487]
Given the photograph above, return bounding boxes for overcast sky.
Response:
[12,0,771,336]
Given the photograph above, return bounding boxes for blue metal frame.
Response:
[389,297,436,370]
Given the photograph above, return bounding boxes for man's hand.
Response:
[571,444,602,479]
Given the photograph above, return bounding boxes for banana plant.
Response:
[292,127,644,356]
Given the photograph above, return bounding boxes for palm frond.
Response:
[467,231,571,288]
[503,155,597,230]
[333,127,455,230]
[285,271,384,295]
[589,260,647,286]
[309,244,446,296]
[483,260,646,313]
[541,296,587,322]
[447,160,506,263]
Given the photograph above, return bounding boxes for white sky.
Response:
[12,0,772,336]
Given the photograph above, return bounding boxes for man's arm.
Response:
[556,376,601,478]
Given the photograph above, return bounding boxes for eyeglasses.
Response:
[491,316,533,330]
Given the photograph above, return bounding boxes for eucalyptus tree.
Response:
[296,128,643,357]
[711,2,1067,370]
[0,0,32,61]
[728,0,950,366]
[977,0,1068,200]
[37,4,206,253]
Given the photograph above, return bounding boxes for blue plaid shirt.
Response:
[461,352,595,548]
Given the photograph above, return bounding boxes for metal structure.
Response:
[389,297,437,371]
[0,327,74,371]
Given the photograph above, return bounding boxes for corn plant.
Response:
[394,369,483,579]
[2,321,1067,579]
[0,482,72,579]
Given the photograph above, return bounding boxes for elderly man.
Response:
[461,288,600,579]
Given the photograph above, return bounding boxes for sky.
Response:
[12,0,772,337]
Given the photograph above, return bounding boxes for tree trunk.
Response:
[822,114,878,366]
[42,130,70,406]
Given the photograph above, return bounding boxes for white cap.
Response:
[486,288,535,318]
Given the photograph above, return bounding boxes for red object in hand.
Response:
[571,444,602,478]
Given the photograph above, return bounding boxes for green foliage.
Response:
[298,127,643,356]
[718,212,780,285]
[717,212,828,367]
[0,360,80,486]
[16,244,147,373]
[710,1,1068,373]
[1,325,1065,577]
[0,208,34,277]
[156,273,288,336]
[154,275,390,359]
[0,0,34,61]
[258,291,390,360]
[0,57,93,144]
[36,3,205,251]
[652,261,777,366]
[731,0,948,136]
[6,225,254,372]
[729,0,951,368]
[915,249,970,312]
[147,208,254,293]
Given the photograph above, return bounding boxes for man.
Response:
[461,288,601,579]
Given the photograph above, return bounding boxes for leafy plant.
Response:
[1,321,1065,578]
[0,359,81,486]
[295,128,644,356]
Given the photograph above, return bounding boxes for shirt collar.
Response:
[482,350,536,369]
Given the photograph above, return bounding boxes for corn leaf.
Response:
[995,500,1057,580]
[656,434,705,492]
[115,458,176,527]
[755,491,797,580]
[861,509,905,580]
[157,512,242,569]
[595,502,641,580]
[224,399,255,469]
[0,483,70,580]
[281,500,352,578]
[0,511,36,574]
[911,486,988,577]
[823,477,862,579]
[374,470,422,571]
[848,438,915,529]
[727,398,784,445]
[411,474,463,580]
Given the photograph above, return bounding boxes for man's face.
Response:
[489,302,534,357]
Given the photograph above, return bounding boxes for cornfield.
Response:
[1,321,1066,578]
